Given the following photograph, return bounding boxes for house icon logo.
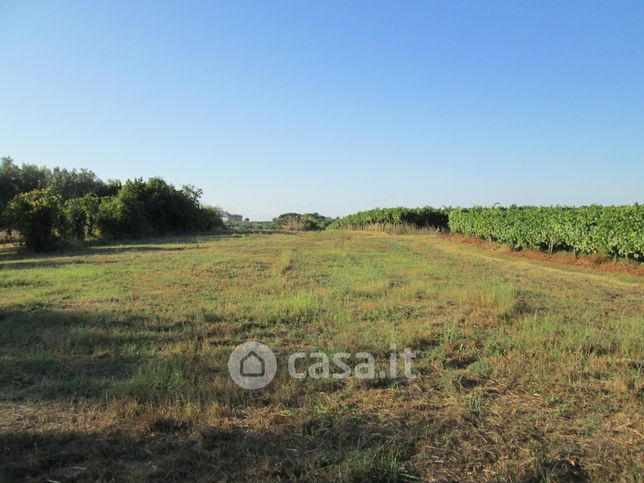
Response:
[228,341,277,389]
[240,350,265,377]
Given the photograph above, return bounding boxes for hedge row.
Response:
[448,205,643,260]
[273,212,335,231]
[328,207,449,231]
[3,178,223,251]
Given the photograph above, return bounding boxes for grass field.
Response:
[0,231,642,481]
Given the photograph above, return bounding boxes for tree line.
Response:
[0,157,222,251]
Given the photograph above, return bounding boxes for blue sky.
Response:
[1,1,643,219]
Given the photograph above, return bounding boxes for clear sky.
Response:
[1,1,642,219]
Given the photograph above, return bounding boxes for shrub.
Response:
[198,206,226,231]
[4,189,67,251]
[96,178,223,239]
[273,213,335,231]
[96,192,149,240]
[64,194,101,240]
[1,156,225,249]
[0,157,21,219]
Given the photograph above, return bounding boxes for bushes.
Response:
[0,157,22,216]
[3,175,224,250]
[1,157,122,235]
[198,206,226,231]
[329,207,449,231]
[4,189,67,251]
[95,178,223,240]
[274,213,335,231]
[96,192,149,240]
[448,205,644,260]
[64,194,100,240]
[0,157,116,214]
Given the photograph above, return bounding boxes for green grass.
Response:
[0,231,642,481]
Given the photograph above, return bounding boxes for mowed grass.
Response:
[0,231,642,482]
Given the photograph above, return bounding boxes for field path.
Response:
[404,234,644,291]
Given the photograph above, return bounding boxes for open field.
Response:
[0,231,642,481]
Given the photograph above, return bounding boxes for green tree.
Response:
[64,194,101,240]
[0,157,21,217]
[96,190,149,240]
[5,189,67,251]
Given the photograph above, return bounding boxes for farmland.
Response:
[0,231,642,481]
[329,205,644,261]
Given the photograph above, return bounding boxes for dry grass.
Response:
[0,231,642,481]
